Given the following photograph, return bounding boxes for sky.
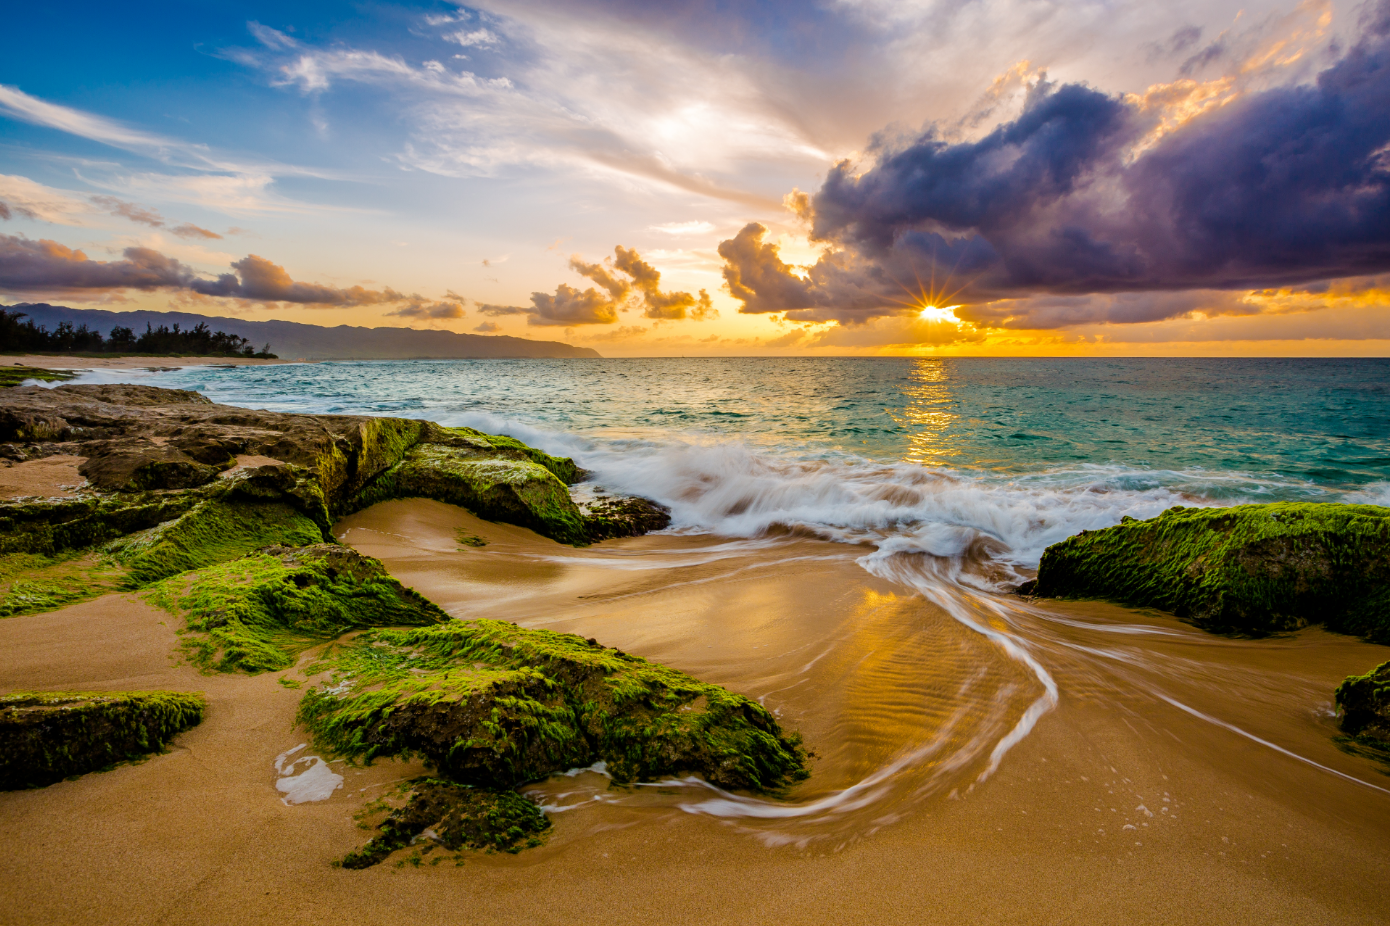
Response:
[1,0,1388,357]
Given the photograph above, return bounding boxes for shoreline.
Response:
[1,498,1387,924]
[0,354,302,372]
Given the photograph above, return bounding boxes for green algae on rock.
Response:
[0,690,205,790]
[299,619,809,792]
[0,366,76,388]
[350,442,588,545]
[112,498,326,585]
[341,778,550,869]
[1336,661,1390,742]
[1028,502,1390,639]
[146,543,449,673]
[0,550,129,618]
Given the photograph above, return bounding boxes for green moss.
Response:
[0,493,201,557]
[0,689,205,790]
[353,445,588,545]
[455,529,487,548]
[111,498,326,585]
[581,495,672,542]
[1031,503,1390,639]
[0,550,130,618]
[340,778,550,869]
[0,366,76,388]
[299,619,809,793]
[145,543,449,674]
[1335,660,1390,740]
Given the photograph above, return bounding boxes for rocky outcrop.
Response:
[298,619,810,792]
[341,779,550,868]
[146,544,448,673]
[1336,661,1390,742]
[0,384,658,547]
[0,690,205,790]
[1027,502,1390,640]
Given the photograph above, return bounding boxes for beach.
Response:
[2,495,1387,925]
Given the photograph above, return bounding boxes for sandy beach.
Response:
[1,498,1387,925]
[0,355,297,372]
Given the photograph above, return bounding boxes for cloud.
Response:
[719,10,1390,328]
[473,321,501,333]
[90,195,165,227]
[651,221,716,235]
[479,245,716,326]
[0,202,9,221]
[386,300,466,320]
[0,234,409,306]
[0,175,88,225]
[170,223,223,240]
[448,28,500,48]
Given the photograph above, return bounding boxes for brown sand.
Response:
[0,454,86,498]
[2,498,1389,925]
[0,355,296,371]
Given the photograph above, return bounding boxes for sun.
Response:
[918,304,961,323]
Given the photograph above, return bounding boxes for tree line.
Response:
[0,309,276,358]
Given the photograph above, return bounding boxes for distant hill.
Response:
[2,303,602,360]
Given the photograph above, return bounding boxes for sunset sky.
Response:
[2,0,1388,356]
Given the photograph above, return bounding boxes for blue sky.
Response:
[2,1,1388,356]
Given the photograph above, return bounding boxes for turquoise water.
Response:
[105,356,1390,567]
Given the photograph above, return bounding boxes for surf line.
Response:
[862,551,1060,782]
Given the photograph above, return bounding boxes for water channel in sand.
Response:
[336,499,1390,858]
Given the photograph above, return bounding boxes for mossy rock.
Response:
[0,493,201,557]
[0,690,205,790]
[581,495,672,542]
[0,366,75,388]
[299,619,809,792]
[0,550,129,618]
[1030,503,1390,639]
[1336,661,1390,740]
[146,543,450,673]
[110,498,326,585]
[352,444,587,545]
[342,778,549,868]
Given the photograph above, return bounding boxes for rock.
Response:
[351,442,588,545]
[0,385,663,548]
[0,366,76,389]
[298,619,809,792]
[341,779,550,868]
[580,494,672,542]
[1336,661,1390,741]
[145,543,449,673]
[1030,502,1390,639]
[0,690,205,790]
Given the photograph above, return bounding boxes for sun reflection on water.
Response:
[896,358,962,468]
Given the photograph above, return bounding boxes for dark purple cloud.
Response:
[720,5,1390,326]
[0,235,408,306]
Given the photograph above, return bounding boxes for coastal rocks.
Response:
[0,365,76,389]
[351,442,587,545]
[1335,661,1390,742]
[341,779,550,868]
[299,619,809,792]
[1028,502,1390,640]
[146,543,448,673]
[0,384,664,547]
[0,690,205,790]
[579,493,673,541]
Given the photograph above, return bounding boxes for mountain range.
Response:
[2,304,601,360]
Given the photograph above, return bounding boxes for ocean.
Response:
[107,356,1390,573]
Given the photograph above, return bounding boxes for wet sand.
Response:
[0,454,85,498]
[2,498,1389,924]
